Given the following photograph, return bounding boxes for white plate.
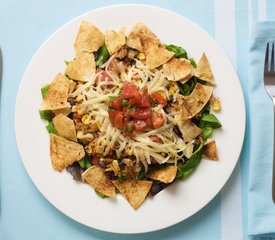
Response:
[15,4,245,234]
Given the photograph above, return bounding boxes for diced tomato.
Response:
[108,110,124,129]
[124,131,136,138]
[109,97,123,110]
[122,82,140,99]
[73,112,83,120]
[92,156,100,165]
[134,120,147,131]
[146,117,153,128]
[140,89,151,107]
[152,113,165,129]
[151,92,167,106]
[130,108,152,120]
[107,59,120,75]
[128,93,142,106]
[96,70,111,82]
[121,107,128,113]
[96,70,113,88]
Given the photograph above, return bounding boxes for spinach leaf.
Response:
[95,189,108,198]
[46,122,58,135]
[64,60,70,66]
[96,44,110,66]
[177,77,197,96]
[64,73,72,80]
[108,96,119,102]
[202,126,213,141]
[176,144,204,180]
[200,114,222,129]
[189,58,197,68]
[41,85,50,99]
[166,44,188,59]
[39,110,54,121]
[78,156,92,169]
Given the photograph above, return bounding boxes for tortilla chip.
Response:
[146,46,174,69]
[105,27,126,55]
[52,107,71,116]
[50,134,85,172]
[66,52,95,82]
[112,179,152,209]
[68,80,76,93]
[139,36,173,69]
[126,22,159,52]
[41,73,70,111]
[82,166,116,198]
[178,120,202,142]
[53,114,77,142]
[174,83,213,120]
[147,166,177,184]
[163,58,194,82]
[203,140,219,160]
[74,21,104,55]
[195,53,215,84]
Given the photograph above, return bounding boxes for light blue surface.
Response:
[0,1,221,240]
[248,21,275,237]
[0,0,275,239]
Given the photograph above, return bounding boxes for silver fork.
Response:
[264,42,275,203]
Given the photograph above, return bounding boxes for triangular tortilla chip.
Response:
[105,27,126,55]
[66,52,95,82]
[53,114,77,142]
[53,107,71,116]
[112,179,152,209]
[68,80,76,93]
[74,21,104,55]
[50,134,85,171]
[147,166,177,184]
[178,120,202,142]
[126,22,159,52]
[203,140,218,160]
[163,58,193,82]
[140,35,174,69]
[195,53,215,84]
[82,166,116,198]
[173,83,213,121]
[41,73,70,111]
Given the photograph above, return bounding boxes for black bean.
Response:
[67,97,76,106]
[105,171,115,179]
[118,161,126,170]
[99,161,107,169]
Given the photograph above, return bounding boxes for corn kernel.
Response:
[169,153,175,158]
[76,95,83,102]
[168,87,175,95]
[161,152,166,157]
[101,139,107,146]
[212,98,221,112]
[77,109,85,115]
[81,114,88,123]
[112,160,120,173]
[127,150,133,156]
[138,52,146,61]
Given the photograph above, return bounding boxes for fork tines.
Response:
[265,42,275,72]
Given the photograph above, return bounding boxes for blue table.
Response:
[0,1,274,239]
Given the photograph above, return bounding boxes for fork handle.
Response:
[273,102,275,203]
